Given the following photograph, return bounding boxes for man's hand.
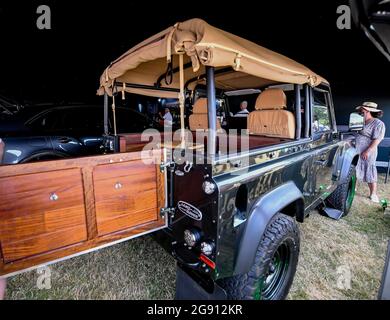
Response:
[361,149,371,160]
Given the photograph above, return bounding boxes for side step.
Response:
[318,202,344,220]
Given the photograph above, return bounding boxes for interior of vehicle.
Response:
[117,83,306,155]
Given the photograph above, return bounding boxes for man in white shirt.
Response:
[234,101,249,117]
[159,108,173,126]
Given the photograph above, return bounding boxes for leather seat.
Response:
[189,98,221,130]
[247,88,295,139]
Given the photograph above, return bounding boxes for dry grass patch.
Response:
[290,174,390,300]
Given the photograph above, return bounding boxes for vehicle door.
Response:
[311,86,340,200]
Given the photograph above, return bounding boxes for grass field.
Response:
[5,175,390,300]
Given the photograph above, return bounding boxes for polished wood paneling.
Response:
[0,169,87,262]
[0,150,166,277]
[94,160,159,236]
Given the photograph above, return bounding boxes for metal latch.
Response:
[160,161,175,172]
[160,207,176,218]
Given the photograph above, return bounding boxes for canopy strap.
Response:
[105,67,109,82]
[164,60,173,85]
[122,82,126,100]
[178,52,186,149]
[233,53,242,71]
[166,23,179,63]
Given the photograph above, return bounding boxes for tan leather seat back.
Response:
[248,88,295,139]
[189,98,221,130]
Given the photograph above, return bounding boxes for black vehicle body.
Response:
[0,104,151,164]
[102,71,359,299]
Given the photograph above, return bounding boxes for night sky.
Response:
[0,0,389,104]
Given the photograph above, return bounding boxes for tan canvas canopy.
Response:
[97,18,327,98]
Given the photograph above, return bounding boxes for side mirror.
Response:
[349,112,364,131]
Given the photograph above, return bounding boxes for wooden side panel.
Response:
[93,160,159,236]
[0,169,87,262]
[0,150,166,277]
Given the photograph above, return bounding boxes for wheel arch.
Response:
[233,181,303,275]
[339,146,359,184]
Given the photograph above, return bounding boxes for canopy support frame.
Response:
[294,84,302,140]
[304,84,311,138]
[104,92,109,135]
[206,66,217,157]
[178,53,186,149]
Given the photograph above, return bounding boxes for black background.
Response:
[0,0,389,118]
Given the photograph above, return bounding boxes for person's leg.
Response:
[371,182,378,196]
[368,182,379,202]
[0,278,6,300]
[368,182,374,196]
[367,163,379,202]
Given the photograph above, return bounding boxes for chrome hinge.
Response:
[160,207,176,218]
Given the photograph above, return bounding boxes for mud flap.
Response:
[175,265,227,300]
[319,206,344,220]
[318,201,344,220]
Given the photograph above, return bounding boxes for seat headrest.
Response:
[255,88,287,110]
[193,98,208,114]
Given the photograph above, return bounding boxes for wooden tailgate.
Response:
[0,151,167,277]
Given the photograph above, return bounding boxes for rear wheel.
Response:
[219,213,300,300]
[327,165,356,217]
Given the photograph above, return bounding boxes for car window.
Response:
[312,90,331,133]
[28,107,104,134]
[27,109,61,132]
[113,108,148,133]
[60,107,104,134]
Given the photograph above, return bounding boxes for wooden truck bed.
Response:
[0,150,166,277]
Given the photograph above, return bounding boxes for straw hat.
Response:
[355,101,382,113]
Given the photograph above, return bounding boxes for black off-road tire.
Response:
[218,213,300,300]
[326,165,356,217]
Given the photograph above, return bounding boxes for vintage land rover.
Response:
[0,19,361,300]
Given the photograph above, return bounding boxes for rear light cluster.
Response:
[183,228,216,269]
[200,241,214,256]
[183,229,201,247]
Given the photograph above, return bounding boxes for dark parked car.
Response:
[0,104,151,164]
[0,94,24,119]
